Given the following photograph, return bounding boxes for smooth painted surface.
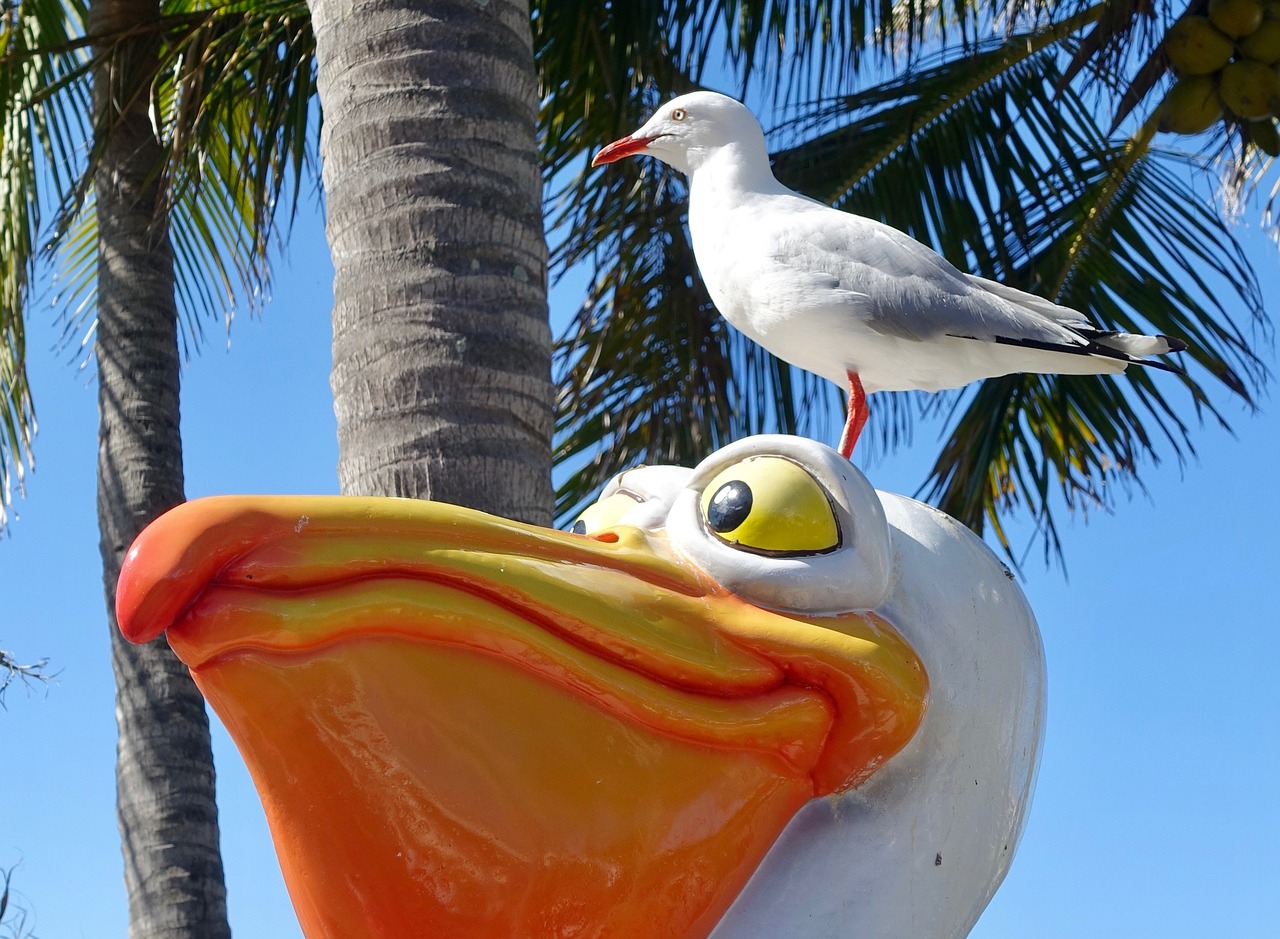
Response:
[713,473,1045,938]
[116,441,933,936]
[116,436,1041,937]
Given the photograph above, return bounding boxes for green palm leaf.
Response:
[776,32,1264,558]
[0,1,90,527]
[0,0,316,527]
[546,4,1267,563]
[53,0,317,347]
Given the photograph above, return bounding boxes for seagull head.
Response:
[592,91,769,176]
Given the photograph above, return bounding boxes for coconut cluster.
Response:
[1160,0,1280,154]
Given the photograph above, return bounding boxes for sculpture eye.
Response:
[671,107,687,122]
[698,457,840,556]
[570,491,640,536]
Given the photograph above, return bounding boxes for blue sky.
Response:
[3,173,1279,937]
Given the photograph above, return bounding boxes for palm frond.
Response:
[0,0,316,527]
[543,4,1108,523]
[784,43,1265,560]
[56,0,318,351]
[535,0,1073,179]
[547,5,1268,561]
[0,1,92,528]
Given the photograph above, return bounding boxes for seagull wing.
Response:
[762,203,1187,367]
[758,204,1093,350]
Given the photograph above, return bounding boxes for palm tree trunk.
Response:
[310,0,554,525]
[91,1,229,935]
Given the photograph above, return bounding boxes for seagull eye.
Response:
[671,107,687,122]
[569,491,641,536]
[698,457,840,556]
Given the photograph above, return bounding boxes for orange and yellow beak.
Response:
[118,495,926,939]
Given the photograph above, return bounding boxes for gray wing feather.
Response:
[765,209,1088,347]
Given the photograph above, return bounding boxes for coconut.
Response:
[1219,59,1280,117]
[1209,0,1266,37]
[1159,76,1225,134]
[1248,119,1280,155]
[1165,16,1238,74]
[1240,18,1280,61]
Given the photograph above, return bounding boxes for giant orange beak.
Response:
[118,496,926,939]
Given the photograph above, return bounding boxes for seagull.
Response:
[592,91,1187,458]
[116,435,1044,938]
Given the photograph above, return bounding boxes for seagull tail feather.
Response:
[1088,330,1187,358]
[984,330,1189,376]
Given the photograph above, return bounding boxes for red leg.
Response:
[837,372,869,460]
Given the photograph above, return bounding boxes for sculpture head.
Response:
[117,435,1043,938]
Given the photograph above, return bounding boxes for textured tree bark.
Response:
[311,0,554,525]
[91,1,230,936]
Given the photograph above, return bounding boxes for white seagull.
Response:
[592,91,1186,458]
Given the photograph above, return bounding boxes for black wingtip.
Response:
[982,332,1190,376]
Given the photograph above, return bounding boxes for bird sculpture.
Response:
[593,91,1186,458]
[117,436,1044,938]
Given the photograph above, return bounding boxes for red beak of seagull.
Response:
[592,133,656,166]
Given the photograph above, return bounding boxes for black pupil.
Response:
[707,480,752,533]
[570,519,587,535]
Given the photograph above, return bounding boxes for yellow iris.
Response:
[699,457,840,555]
